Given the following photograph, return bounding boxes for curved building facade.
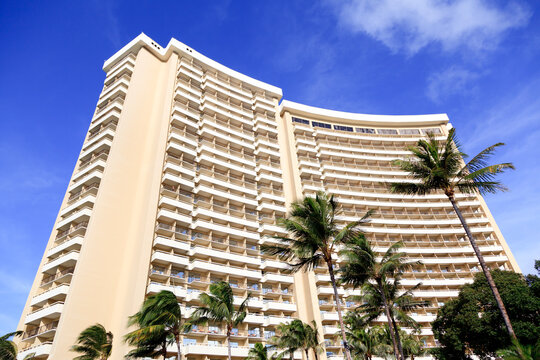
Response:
[16,34,519,360]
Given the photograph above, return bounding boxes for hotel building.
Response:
[16,34,520,360]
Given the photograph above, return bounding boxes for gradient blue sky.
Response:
[1,1,539,334]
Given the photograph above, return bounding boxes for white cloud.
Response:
[330,0,530,55]
[426,66,480,103]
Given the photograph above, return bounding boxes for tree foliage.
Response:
[432,269,540,359]
[71,324,113,360]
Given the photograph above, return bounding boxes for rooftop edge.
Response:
[280,100,449,127]
[103,33,283,98]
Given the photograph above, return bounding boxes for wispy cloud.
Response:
[329,0,530,55]
[456,75,540,274]
[426,66,481,103]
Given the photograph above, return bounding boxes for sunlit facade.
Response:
[16,34,520,360]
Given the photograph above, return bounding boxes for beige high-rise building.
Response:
[16,34,520,360]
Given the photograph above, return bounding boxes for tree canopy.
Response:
[432,268,540,359]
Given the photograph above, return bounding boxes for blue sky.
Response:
[1,1,539,334]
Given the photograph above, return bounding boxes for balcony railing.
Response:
[23,321,59,339]
[40,268,75,286]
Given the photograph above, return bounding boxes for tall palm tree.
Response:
[261,191,370,360]
[344,312,391,360]
[71,324,113,360]
[125,290,186,360]
[247,342,269,360]
[339,235,427,360]
[270,320,303,360]
[190,281,250,360]
[304,320,323,360]
[399,331,426,360]
[390,128,518,344]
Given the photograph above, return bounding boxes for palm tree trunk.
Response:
[175,333,182,360]
[326,258,353,360]
[390,313,405,360]
[305,349,310,360]
[379,281,400,360]
[226,331,232,360]
[162,339,168,360]
[448,196,518,343]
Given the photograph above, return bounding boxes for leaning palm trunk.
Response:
[327,259,353,360]
[175,333,181,360]
[379,281,401,360]
[448,195,517,341]
[227,331,232,360]
[390,313,405,360]
[305,349,310,360]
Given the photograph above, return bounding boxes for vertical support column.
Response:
[49,48,178,359]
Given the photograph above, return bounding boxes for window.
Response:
[356,127,375,134]
[208,340,220,346]
[292,117,309,125]
[183,338,197,345]
[312,121,331,129]
[400,129,420,135]
[334,125,353,132]
[377,129,398,135]
[423,127,441,134]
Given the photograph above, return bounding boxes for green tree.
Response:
[247,342,269,360]
[304,320,323,360]
[125,290,187,360]
[262,191,370,360]
[399,331,426,360]
[344,312,391,360]
[390,128,518,346]
[497,339,540,360]
[71,324,113,360]
[432,270,540,359]
[270,320,305,360]
[339,235,427,360]
[0,331,35,360]
[190,281,250,360]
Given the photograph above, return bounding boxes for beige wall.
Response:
[48,47,178,359]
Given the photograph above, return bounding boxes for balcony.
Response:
[151,251,189,267]
[40,268,74,287]
[189,260,261,280]
[18,341,53,359]
[25,302,64,325]
[261,273,294,284]
[147,282,187,298]
[31,284,70,307]
[47,235,83,258]
[23,321,59,340]
[42,251,79,274]
[56,206,92,229]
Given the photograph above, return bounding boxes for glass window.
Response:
[356,127,375,134]
[423,127,442,134]
[334,125,353,132]
[377,129,398,135]
[183,338,197,345]
[312,121,331,129]
[292,117,309,125]
[399,129,420,135]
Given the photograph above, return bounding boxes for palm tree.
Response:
[399,331,426,360]
[261,191,370,360]
[190,281,250,360]
[304,320,323,360]
[247,342,269,360]
[0,331,35,360]
[125,290,186,360]
[498,339,540,360]
[71,324,113,360]
[339,235,427,360]
[270,320,303,360]
[390,128,518,345]
[344,313,391,360]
